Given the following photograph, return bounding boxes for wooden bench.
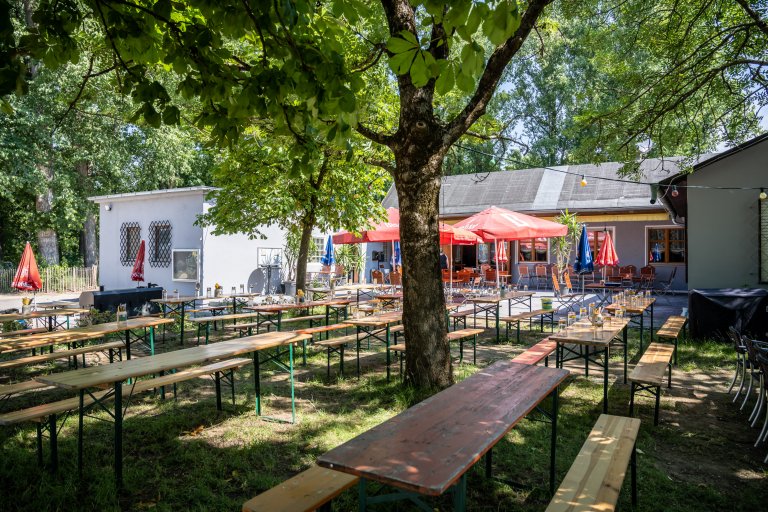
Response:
[189,312,260,344]
[0,358,251,471]
[546,414,641,511]
[388,342,408,380]
[446,328,485,365]
[0,327,48,339]
[628,342,674,426]
[655,315,687,365]
[512,338,557,367]
[0,379,53,409]
[261,314,326,332]
[242,465,358,512]
[449,309,472,330]
[313,334,358,380]
[500,309,555,343]
[0,340,124,371]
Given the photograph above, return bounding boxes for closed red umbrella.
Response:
[12,242,42,291]
[131,240,146,282]
[595,232,619,266]
[496,241,508,272]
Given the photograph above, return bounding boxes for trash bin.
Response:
[541,297,553,310]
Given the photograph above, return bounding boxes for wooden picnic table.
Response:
[604,297,656,351]
[245,299,352,332]
[549,316,631,413]
[318,361,569,510]
[0,308,90,332]
[151,296,200,345]
[466,295,506,342]
[35,301,82,310]
[308,284,379,303]
[0,317,174,358]
[343,312,403,380]
[582,281,630,307]
[37,330,311,488]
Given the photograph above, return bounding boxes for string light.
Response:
[671,186,679,198]
[760,188,767,201]
[453,143,768,194]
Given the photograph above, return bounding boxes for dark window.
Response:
[518,238,548,262]
[648,227,686,263]
[120,222,141,266]
[149,221,172,267]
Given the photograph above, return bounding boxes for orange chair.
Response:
[371,270,384,285]
[389,271,402,286]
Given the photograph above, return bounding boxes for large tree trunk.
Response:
[82,213,98,267]
[394,146,452,389]
[295,211,315,293]
[35,169,59,265]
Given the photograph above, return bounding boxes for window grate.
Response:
[149,221,172,267]
[120,222,141,266]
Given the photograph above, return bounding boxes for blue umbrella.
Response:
[392,241,402,268]
[574,225,593,273]
[320,235,335,266]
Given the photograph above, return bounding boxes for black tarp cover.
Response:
[689,288,768,341]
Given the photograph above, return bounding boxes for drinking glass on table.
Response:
[567,311,576,325]
[579,306,587,320]
[558,318,567,331]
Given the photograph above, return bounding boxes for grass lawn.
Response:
[0,321,766,511]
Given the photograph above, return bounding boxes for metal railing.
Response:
[0,265,98,293]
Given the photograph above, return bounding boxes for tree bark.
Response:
[295,210,315,293]
[35,165,59,265]
[393,141,452,389]
[82,213,98,267]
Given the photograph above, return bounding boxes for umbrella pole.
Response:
[450,238,453,295]
[495,238,500,291]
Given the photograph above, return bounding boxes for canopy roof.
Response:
[454,206,567,241]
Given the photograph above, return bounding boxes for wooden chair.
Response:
[534,264,548,289]
[371,270,384,285]
[389,271,402,286]
[484,268,497,287]
[638,265,655,290]
[517,265,531,288]
[619,265,636,286]
[333,264,346,284]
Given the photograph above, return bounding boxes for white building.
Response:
[90,187,297,296]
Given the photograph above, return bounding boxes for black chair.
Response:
[727,327,748,400]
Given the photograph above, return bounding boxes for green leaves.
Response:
[483,1,521,46]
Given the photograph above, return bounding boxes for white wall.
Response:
[201,202,287,294]
[96,192,205,296]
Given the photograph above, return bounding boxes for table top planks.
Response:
[318,361,568,496]
[343,312,403,328]
[245,300,352,313]
[0,308,90,322]
[603,298,655,314]
[548,318,629,347]
[36,331,311,391]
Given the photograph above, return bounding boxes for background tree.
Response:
[199,132,388,293]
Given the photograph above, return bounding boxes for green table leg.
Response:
[253,351,261,415]
[385,325,391,382]
[149,326,155,355]
[289,344,296,424]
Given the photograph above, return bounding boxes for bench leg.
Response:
[452,473,467,510]
[326,347,332,382]
[629,382,636,417]
[459,338,464,363]
[340,344,345,378]
[230,369,236,406]
[215,371,222,411]
[473,335,477,365]
[485,448,493,478]
[550,386,558,496]
[318,503,332,512]
[36,422,44,467]
[49,413,58,474]
[631,443,638,506]
[78,391,84,479]
[654,385,661,426]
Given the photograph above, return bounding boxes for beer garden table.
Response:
[604,297,656,351]
[343,311,403,380]
[318,360,569,511]
[150,296,199,345]
[245,299,353,332]
[0,308,90,333]
[549,316,630,413]
[36,330,310,488]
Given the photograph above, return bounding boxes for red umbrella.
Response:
[12,242,42,291]
[333,208,400,244]
[439,223,482,245]
[454,206,567,241]
[595,231,619,266]
[131,240,146,282]
[496,241,508,272]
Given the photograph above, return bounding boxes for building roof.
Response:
[89,186,217,203]
[692,132,768,171]
[382,158,686,218]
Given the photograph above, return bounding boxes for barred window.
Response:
[120,222,141,266]
[149,221,172,267]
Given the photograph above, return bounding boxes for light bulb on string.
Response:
[671,186,679,198]
[760,188,767,201]
[580,175,587,187]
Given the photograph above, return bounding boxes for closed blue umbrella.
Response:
[574,225,593,273]
[320,235,335,266]
[392,241,402,268]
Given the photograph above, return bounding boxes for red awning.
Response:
[131,240,146,282]
[332,208,401,244]
[12,242,42,292]
[454,206,567,241]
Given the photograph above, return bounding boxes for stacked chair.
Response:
[728,327,768,463]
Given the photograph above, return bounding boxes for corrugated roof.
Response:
[89,186,217,203]
[381,157,687,217]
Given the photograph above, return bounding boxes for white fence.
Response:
[0,266,98,294]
